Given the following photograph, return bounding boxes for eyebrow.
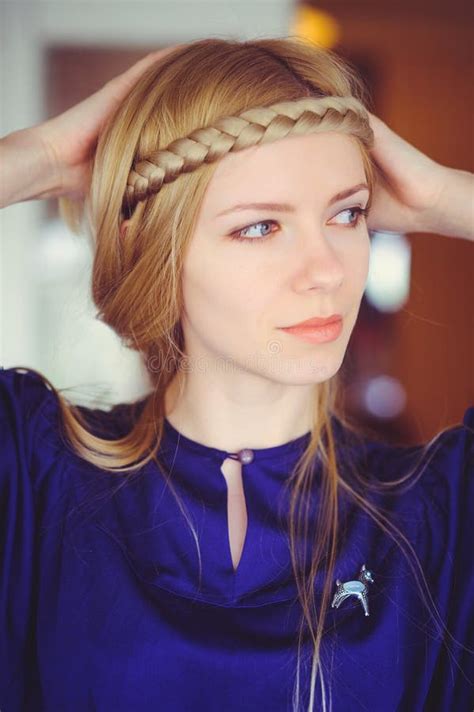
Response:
[215,183,370,218]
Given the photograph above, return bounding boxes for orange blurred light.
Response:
[290,4,341,49]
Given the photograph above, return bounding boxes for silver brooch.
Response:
[331,564,374,617]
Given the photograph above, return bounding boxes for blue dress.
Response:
[1,367,473,711]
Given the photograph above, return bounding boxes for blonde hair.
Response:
[122,94,372,213]
[32,37,468,711]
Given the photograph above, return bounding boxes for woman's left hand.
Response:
[365,111,474,241]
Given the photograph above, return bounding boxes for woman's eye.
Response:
[331,206,369,227]
[228,220,279,244]
[227,206,369,244]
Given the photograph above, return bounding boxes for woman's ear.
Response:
[120,219,130,237]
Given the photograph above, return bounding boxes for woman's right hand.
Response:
[0,45,183,209]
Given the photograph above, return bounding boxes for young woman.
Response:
[1,38,473,712]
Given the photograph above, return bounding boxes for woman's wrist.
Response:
[0,126,61,209]
[415,164,474,241]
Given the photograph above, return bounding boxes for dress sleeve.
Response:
[0,367,64,709]
[415,406,474,708]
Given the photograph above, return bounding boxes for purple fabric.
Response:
[1,366,473,711]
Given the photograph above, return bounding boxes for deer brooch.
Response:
[331,564,374,617]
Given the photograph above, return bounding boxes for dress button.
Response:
[236,448,254,464]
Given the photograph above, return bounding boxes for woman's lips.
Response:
[278,317,343,344]
[282,314,343,328]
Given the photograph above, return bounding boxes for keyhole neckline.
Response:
[162,416,311,463]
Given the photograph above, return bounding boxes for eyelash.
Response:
[227,206,370,244]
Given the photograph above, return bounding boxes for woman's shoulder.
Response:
[341,406,474,577]
[0,366,65,484]
[339,405,474,489]
[0,366,146,485]
[0,365,57,414]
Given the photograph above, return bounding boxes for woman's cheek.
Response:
[343,230,371,282]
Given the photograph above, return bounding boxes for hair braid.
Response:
[123,95,372,214]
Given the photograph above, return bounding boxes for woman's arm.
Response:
[0,46,183,211]
[421,166,474,242]
[0,127,60,208]
[366,111,474,242]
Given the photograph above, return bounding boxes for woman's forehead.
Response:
[202,132,366,210]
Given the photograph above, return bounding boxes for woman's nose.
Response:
[295,233,345,292]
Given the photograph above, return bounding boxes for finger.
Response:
[366,110,421,176]
[109,44,187,91]
[366,111,398,151]
[100,45,187,114]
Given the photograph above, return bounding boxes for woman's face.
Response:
[180,131,371,385]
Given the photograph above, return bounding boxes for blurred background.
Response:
[1,0,473,445]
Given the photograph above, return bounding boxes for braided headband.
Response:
[122,95,371,214]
